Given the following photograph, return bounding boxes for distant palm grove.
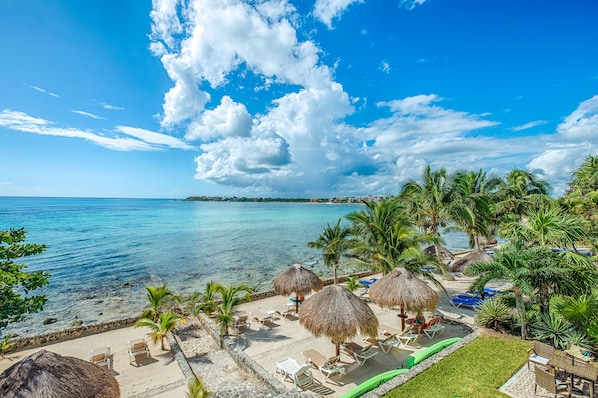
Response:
[308,155,598,352]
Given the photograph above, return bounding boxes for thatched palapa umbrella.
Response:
[423,245,455,261]
[450,250,493,273]
[368,267,439,330]
[274,263,323,312]
[299,284,379,356]
[0,350,120,398]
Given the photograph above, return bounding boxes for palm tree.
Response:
[140,284,176,321]
[135,311,181,350]
[186,376,212,398]
[191,280,225,316]
[449,169,500,250]
[399,165,453,264]
[499,203,587,249]
[345,199,413,274]
[495,169,551,222]
[308,219,351,284]
[467,245,598,338]
[213,283,252,337]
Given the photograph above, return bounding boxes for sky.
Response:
[1,0,597,199]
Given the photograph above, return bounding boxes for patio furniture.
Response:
[450,296,483,309]
[233,314,250,333]
[275,357,314,390]
[127,338,151,365]
[421,317,445,339]
[89,346,112,370]
[252,311,273,329]
[528,340,554,370]
[301,349,346,382]
[342,341,378,366]
[274,304,295,319]
[534,365,572,397]
[396,324,420,347]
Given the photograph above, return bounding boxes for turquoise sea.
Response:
[0,197,470,337]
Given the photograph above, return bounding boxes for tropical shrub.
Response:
[475,299,513,332]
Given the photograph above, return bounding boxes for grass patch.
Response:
[384,335,531,398]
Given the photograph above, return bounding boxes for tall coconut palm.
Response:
[135,310,181,350]
[140,284,176,321]
[495,169,551,222]
[499,203,587,249]
[308,219,351,284]
[345,199,412,274]
[399,165,453,263]
[214,283,252,337]
[449,169,500,250]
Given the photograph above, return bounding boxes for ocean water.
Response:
[0,197,470,337]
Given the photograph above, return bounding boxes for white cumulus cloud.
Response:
[313,0,363,29]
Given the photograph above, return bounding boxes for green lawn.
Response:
[384,335,531,398]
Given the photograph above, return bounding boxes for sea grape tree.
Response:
[0,228,50,333]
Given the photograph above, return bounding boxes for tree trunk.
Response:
[514,287,527,339]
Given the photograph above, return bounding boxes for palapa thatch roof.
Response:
[299,285,378,355]
[368,267,439,313]
[423,245,455,260]
[450,250,493,273]
[0,350,120,398]
[273,263,323,297]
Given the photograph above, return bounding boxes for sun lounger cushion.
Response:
[342,342,378,365]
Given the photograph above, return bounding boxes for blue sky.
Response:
[1,0,597,199]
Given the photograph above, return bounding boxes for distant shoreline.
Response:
[183,195,385,204]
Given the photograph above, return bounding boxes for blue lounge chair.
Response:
[359,277,378,288]
[450,296,482,308]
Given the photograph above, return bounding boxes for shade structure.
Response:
[368,267,439,330]
[450,250,493,273]
[423,244,455,261]
[298,284,379,356]
[273,263,324,312]
[0,349,120,398]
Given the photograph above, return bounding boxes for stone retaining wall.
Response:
[8,317,139,352]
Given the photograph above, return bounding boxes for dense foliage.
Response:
[0,228,50,333]
[306,155,598,350]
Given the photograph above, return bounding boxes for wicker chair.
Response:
[534,365,571,397]
[527,340,554,370]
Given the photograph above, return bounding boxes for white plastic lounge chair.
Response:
[342,341,378,365]
[275,357,314,390]
[396,324,420,347]
[89,346,112,370]
[301,349,346,382]
[127,338,151,365]
[363,325,403,354]
[422,317,445,339]
[252,310,273,329]
[274,304,295,319]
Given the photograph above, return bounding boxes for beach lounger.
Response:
[274,304,295,319]
[233,314,250,333]
[422,317,445,339]
[342,341,378,365]
[252,310,273,329]
[127,338,151,365]
[89,346,112,370]
[450,296,482,309]
[301,349,346,382]
[275,357,314,390]
[395,324,420,347]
